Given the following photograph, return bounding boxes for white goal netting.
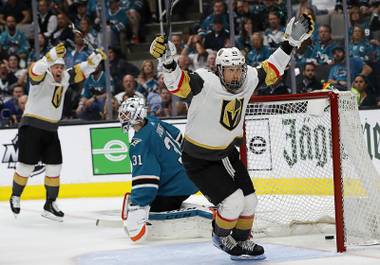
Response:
[245,91,380,247]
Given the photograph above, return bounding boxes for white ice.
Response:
[1,197,380,265]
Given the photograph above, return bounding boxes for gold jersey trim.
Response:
[184,134,243,150]
[23,113,60,123]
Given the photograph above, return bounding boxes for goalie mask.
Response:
[118,97,147,133]
[215,47,247,94]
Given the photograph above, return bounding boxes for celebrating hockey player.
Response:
[9,43,107,221]
[149,14,314,259]
[118,97,198,242]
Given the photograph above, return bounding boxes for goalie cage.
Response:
[241,91,380,252]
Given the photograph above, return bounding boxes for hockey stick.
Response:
[164,0,174,43]
[69,22,96,52]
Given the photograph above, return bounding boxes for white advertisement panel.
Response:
[0,120,186,187]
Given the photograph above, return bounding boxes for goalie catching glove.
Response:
[283,13,314,48]
[45,43,66,63]
[149,35,177,66]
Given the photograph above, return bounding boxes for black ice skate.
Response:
[10,195,20,217]
[212,232,243,257]
[41,199,64,222]
[230,240,266,260]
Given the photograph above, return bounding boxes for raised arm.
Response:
[68,49,107,84]
[256,14,314,87]
[28,43,66,85]
[149,35,204,98]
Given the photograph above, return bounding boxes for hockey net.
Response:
[243,91,380,252]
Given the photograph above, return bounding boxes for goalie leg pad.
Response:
[15,162,35,178]
[45,164,62,177]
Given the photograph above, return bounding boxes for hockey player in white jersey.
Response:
[150,14,314,260]
[9,43,106,221]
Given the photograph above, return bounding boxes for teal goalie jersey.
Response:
[129,116,198,206]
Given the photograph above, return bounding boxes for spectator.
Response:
[201,0,229,31]
[177,54,193,71]
[206,50,217,72]
[102,96,119,120]
[2,85,24,125]
[137,60,158,97]
[295,0,318,18]
[125,0,145,44]
[328,47,372,90]
[171,34,184,55]
[296,62,322,93]
[350,6,370,39]
[147,73,164,116]
[234,0,255,34]
[307,25,338,65]
[65,31,90,68]
[79,17,98,48]
[156,88,173,117]
[263,11,285,52]
[7,54,27,81]
[69,0,90,27]
[109,47,139,94]
[0,62,18,101]
[0,0,31,26]
[108,0,129,47]
[0,15,30,60]
[29,33,51,64]
[351,74,377,107]
[51,13,75,47]
[204,15,229,51]
[235,17,253,53]
[187,41,209,70]
[76,63,109,120]
[115,74,144,104]
[349,25,372,62]
[246,32,271,67]
[38,0,58,39]
[256,0,287,30]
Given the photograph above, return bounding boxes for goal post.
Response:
[242,91,380,252]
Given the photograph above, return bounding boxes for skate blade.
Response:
[230,254,266,261]
[41,210,63,222]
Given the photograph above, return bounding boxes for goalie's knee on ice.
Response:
[218,189,245,219]
[15,162,35,177]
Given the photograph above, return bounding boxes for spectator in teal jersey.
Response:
[76,62,113,120]
[108,0,129,47]
[263,11,285,52]
[349,26,372,62]
[246,33,270,67]
[349,6,371,39]
[137,60,158,97]
[65,31,90,68]
[200,0,229,31]
[328,47,372,90]
[0,16,30,61]
[307,25,338,65]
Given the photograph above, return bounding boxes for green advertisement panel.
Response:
[90,127,131,175]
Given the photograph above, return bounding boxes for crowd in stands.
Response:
[1,0,380,127]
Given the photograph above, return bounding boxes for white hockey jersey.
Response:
[164,46,291,160]
[21,57,94,131]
